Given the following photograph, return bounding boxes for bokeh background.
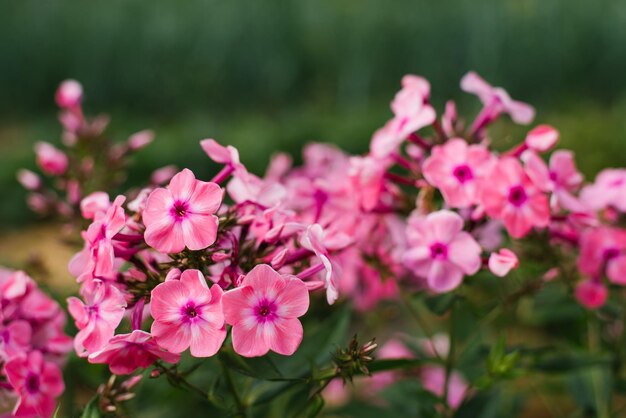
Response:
[1,0,626,230]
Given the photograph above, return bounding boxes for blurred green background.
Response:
[1,0,626,228]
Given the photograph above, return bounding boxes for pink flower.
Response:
[34,142,68,176]
[349,155,388,211]
[80,191,110,220]
[55,79,83,109]
[0,321,31,361]
[88,330,180,375]
[421,366,468,409]
[403,210,481,293]
[127,130,154,151]
[390,75,436,134]
[150,269,226,357]
[575,280,608,309]
[67,279,127,356]
[461,72,535,126]
[524,125,559,152]
[222,265,309,357]
[480,157,550,238]
[488,249,519,277]
[577,227,626,284]
[4,351,64,418]
[368,339,414,392]
[143,169,223,253]
[580,169,626,212]
[423,139,493,208]
[16,170,41,191]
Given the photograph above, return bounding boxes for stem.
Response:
[154,362,208,401]
[443,299,457,409]
[408,133,432,150]
[220,359,247,417]
[588,313,610,418]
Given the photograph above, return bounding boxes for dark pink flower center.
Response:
[25,373,40,394]
[254,300,277,323]
[603,248,620,260]
[171,201,189,220]
[181,302,201,320]
[430,242,448,260]
[452,165,473,184]
[508,185,528,207]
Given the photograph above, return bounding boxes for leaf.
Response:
[530,352,613,373]
[302,394,325,418]
[367,358,428,373]
[218,350,284,380]
[80,396,103,418]
[423,293,457,316]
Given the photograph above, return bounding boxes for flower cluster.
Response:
[17,80,157,223]
[0,269,71,418]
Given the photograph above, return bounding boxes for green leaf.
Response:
[423,293,457,316]
[367,358,428,373]
[80,396,103,418]
[530,352,613,373]
[218,350,284,380]
[302,394,325,418]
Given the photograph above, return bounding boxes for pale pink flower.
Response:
[127,130,154,151]
[390,75,436,135]
[348,155,388,211]
[67,279,127,356]
[421,366,468,409]
[403,210,482,293]
[4,351,64,418]
[524,125,559,152]
[580,169,626,212]
[480,158,550,238]
[227,172,286,208]
[368,339,414,392]
[151,165,178,185]
[488,249,519,277]
[522,150,584,211]
[0,320,31,361]
[34,142,68,176]
[575,280,608,309]
[16,170,41,191]
[88,330,180,375]
[150,269,226,357]
[143,169,222,253]
[577,227,626,284]
[55,79,83,109]
[461,71,535,126]
[423,139,493,208]
[80,192,110,220]
[222,265,309,357]
[441,100,458,137]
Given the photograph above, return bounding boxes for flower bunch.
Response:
[17,80,156,223]
[0,269,71,418]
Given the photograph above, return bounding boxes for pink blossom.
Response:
[580,169,626,212]
[403,210,482,293]
[575,280,608,309]
[423,139,493,208]
[368,339,415,392]
[34,142,68,176]
[88,330,180,375]
[524,125,559,152]
[150,269,226,357]
[577,227,626,284]
[16,170,41,191]
[143,169,223,253]
[222,265,309,357]
[151,165,178,185]
[80,192,110,220]
[127,130,154,151]
[0,321,32,361]
[441,100,458,137]
[461,72,535,126]
[488,249,519,277]
[55,79,83,109]
[348,155,388,211]
[390,75,436,135]
[67,279,127,356]
[226,172,286,208]
[421,366,468,409]
[4,351,64,418]
[480,157,550,238]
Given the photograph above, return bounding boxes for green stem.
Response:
[443,299,456,410]
[588,313,610,418]
[220,359,247,418]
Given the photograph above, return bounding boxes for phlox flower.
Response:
[480,157,550,238]
[34,142,68,176]
[420,366,468,410]
[575,279,608,310]
[522,150,584,211]
[580,168,626,212]
[488,249,519,277]
[55,79,83,109]
[222,264,309,357]
[348,155,389,211]
[67,279,127,356]
[150,269,226,357]
[143,168,223,253]
[80,191,110,220]
[577,227,626,284]
[403,210,481,293]
[524,125,559,152]
[88,330,180,375]
[461,71,535,127]
[4,351,64,418]
[390,75,436,137]
[423,139,493,208]
[0,321,31,361]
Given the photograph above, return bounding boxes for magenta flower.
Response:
[480,157,550,238]
[67,279,127,356]
[34,142,68,176]
[222,264,310,357]
[577,227,626,284]
[0,320,31,361]
[403,210,482,293]
[4,351,64,418]
[143,169,223,253]
[575,279,608,310]
[423,139,493,208]
[88,330,180,375]
[150,269,226,357]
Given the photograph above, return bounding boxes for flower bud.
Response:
[34,142,69,176]
[55,79,83,109]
